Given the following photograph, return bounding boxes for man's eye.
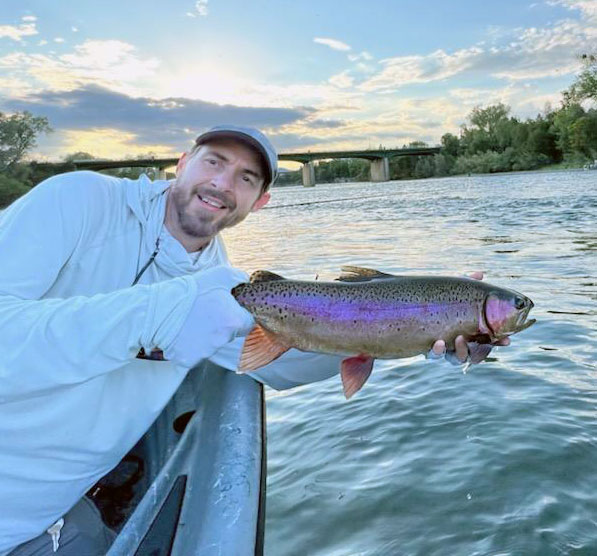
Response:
[206,158,218,166]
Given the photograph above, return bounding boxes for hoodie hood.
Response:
[125,174,229,282]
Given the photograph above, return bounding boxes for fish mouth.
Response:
[513,298,535,333]
[514,317,536,333]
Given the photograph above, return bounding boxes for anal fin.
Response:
[238,324,291,372]
[340,354,375,400]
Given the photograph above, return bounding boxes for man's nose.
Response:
[211,167,235,191]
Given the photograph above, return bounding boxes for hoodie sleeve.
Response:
[0,173,196,402]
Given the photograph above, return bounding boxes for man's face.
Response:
[166,137,271,249]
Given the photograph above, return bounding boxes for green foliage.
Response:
[0,110,53,207]
[569,112,597,159]
[441,133,460,157]
[63,151,95,163]
[275,170,302,186]
[564,54,597,104]
[0,173,31,207]
[315,158,369,183]
[0,111,51,171]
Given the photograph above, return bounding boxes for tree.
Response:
[564,54,597,104]
[0,111,52,172]
[551,103,586,157]
[440,133,460,157]
[461,103,512,154]
[64,151,95,163]
[569,111,597,159]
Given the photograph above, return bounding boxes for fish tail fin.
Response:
[340,354,375,399]
[238,324,291,372]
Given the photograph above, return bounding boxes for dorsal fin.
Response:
[249,270,286,283]
[336,266,396,283]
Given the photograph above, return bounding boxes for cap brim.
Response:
[196,130,272,186]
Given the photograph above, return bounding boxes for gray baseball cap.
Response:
[195,125,278,190]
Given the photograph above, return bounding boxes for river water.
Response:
[223,170,597,556]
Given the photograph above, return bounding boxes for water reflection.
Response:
[222,171,597,555]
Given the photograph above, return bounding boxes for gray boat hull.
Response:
[107,361,266,555]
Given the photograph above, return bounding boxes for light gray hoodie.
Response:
[0,171,340,552]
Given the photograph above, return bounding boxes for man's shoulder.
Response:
[20,172,138,232]
[34,170,125,203]
[41,170,128,192]
[38,171,163,212]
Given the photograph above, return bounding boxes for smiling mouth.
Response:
[197,194,227,210]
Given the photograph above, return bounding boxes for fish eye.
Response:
[514,296,525,310]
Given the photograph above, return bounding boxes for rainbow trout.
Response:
[232,266,535,399]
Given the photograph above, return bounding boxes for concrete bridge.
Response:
[278,147,439,186]
[33,146,439,187]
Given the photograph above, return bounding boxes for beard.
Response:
[169,183,244,240]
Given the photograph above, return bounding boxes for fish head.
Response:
[482,289,535,340]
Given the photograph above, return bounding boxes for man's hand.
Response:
[164,266,254,369]
[428,271,511,365]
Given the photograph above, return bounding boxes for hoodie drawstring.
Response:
[132,237,161,286]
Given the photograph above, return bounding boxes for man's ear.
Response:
[251,191,271,212]
[175,152,188,176]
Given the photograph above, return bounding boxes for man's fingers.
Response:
[432,339,446,356]
[495,337,511,347]
[454,336,469,362]
[468,271,484,281]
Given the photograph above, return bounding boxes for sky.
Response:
[0,0,595,165]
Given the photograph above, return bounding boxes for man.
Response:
[0,125,506,554]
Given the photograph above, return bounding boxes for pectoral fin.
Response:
[238,324,291,372]
[468,342,494,364]
[340,354,375,399]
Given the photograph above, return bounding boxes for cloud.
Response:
[54,37,65,43]
[187,0,208,17]
[548,0,597,20]
[306,118,346,129]
[0,17,38,42]
[348,51,373,62]
[329,71,354,89]
[58,40,160,84]
[359,17,589,92]
[0,40,161,97]
[2,84,313,154]
[314,37,351,51]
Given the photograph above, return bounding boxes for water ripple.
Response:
[223,170,597,555]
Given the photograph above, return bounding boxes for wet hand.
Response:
[428,270,511,365]
[430,335,510,365]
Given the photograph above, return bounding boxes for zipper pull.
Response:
[46,518,64,552]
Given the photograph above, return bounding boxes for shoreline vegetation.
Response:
[274,101,597,187]
[1,57,596,207]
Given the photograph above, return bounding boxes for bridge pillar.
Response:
[370,157,390,182]
[156,167,167,180]
[302,161,316,187]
